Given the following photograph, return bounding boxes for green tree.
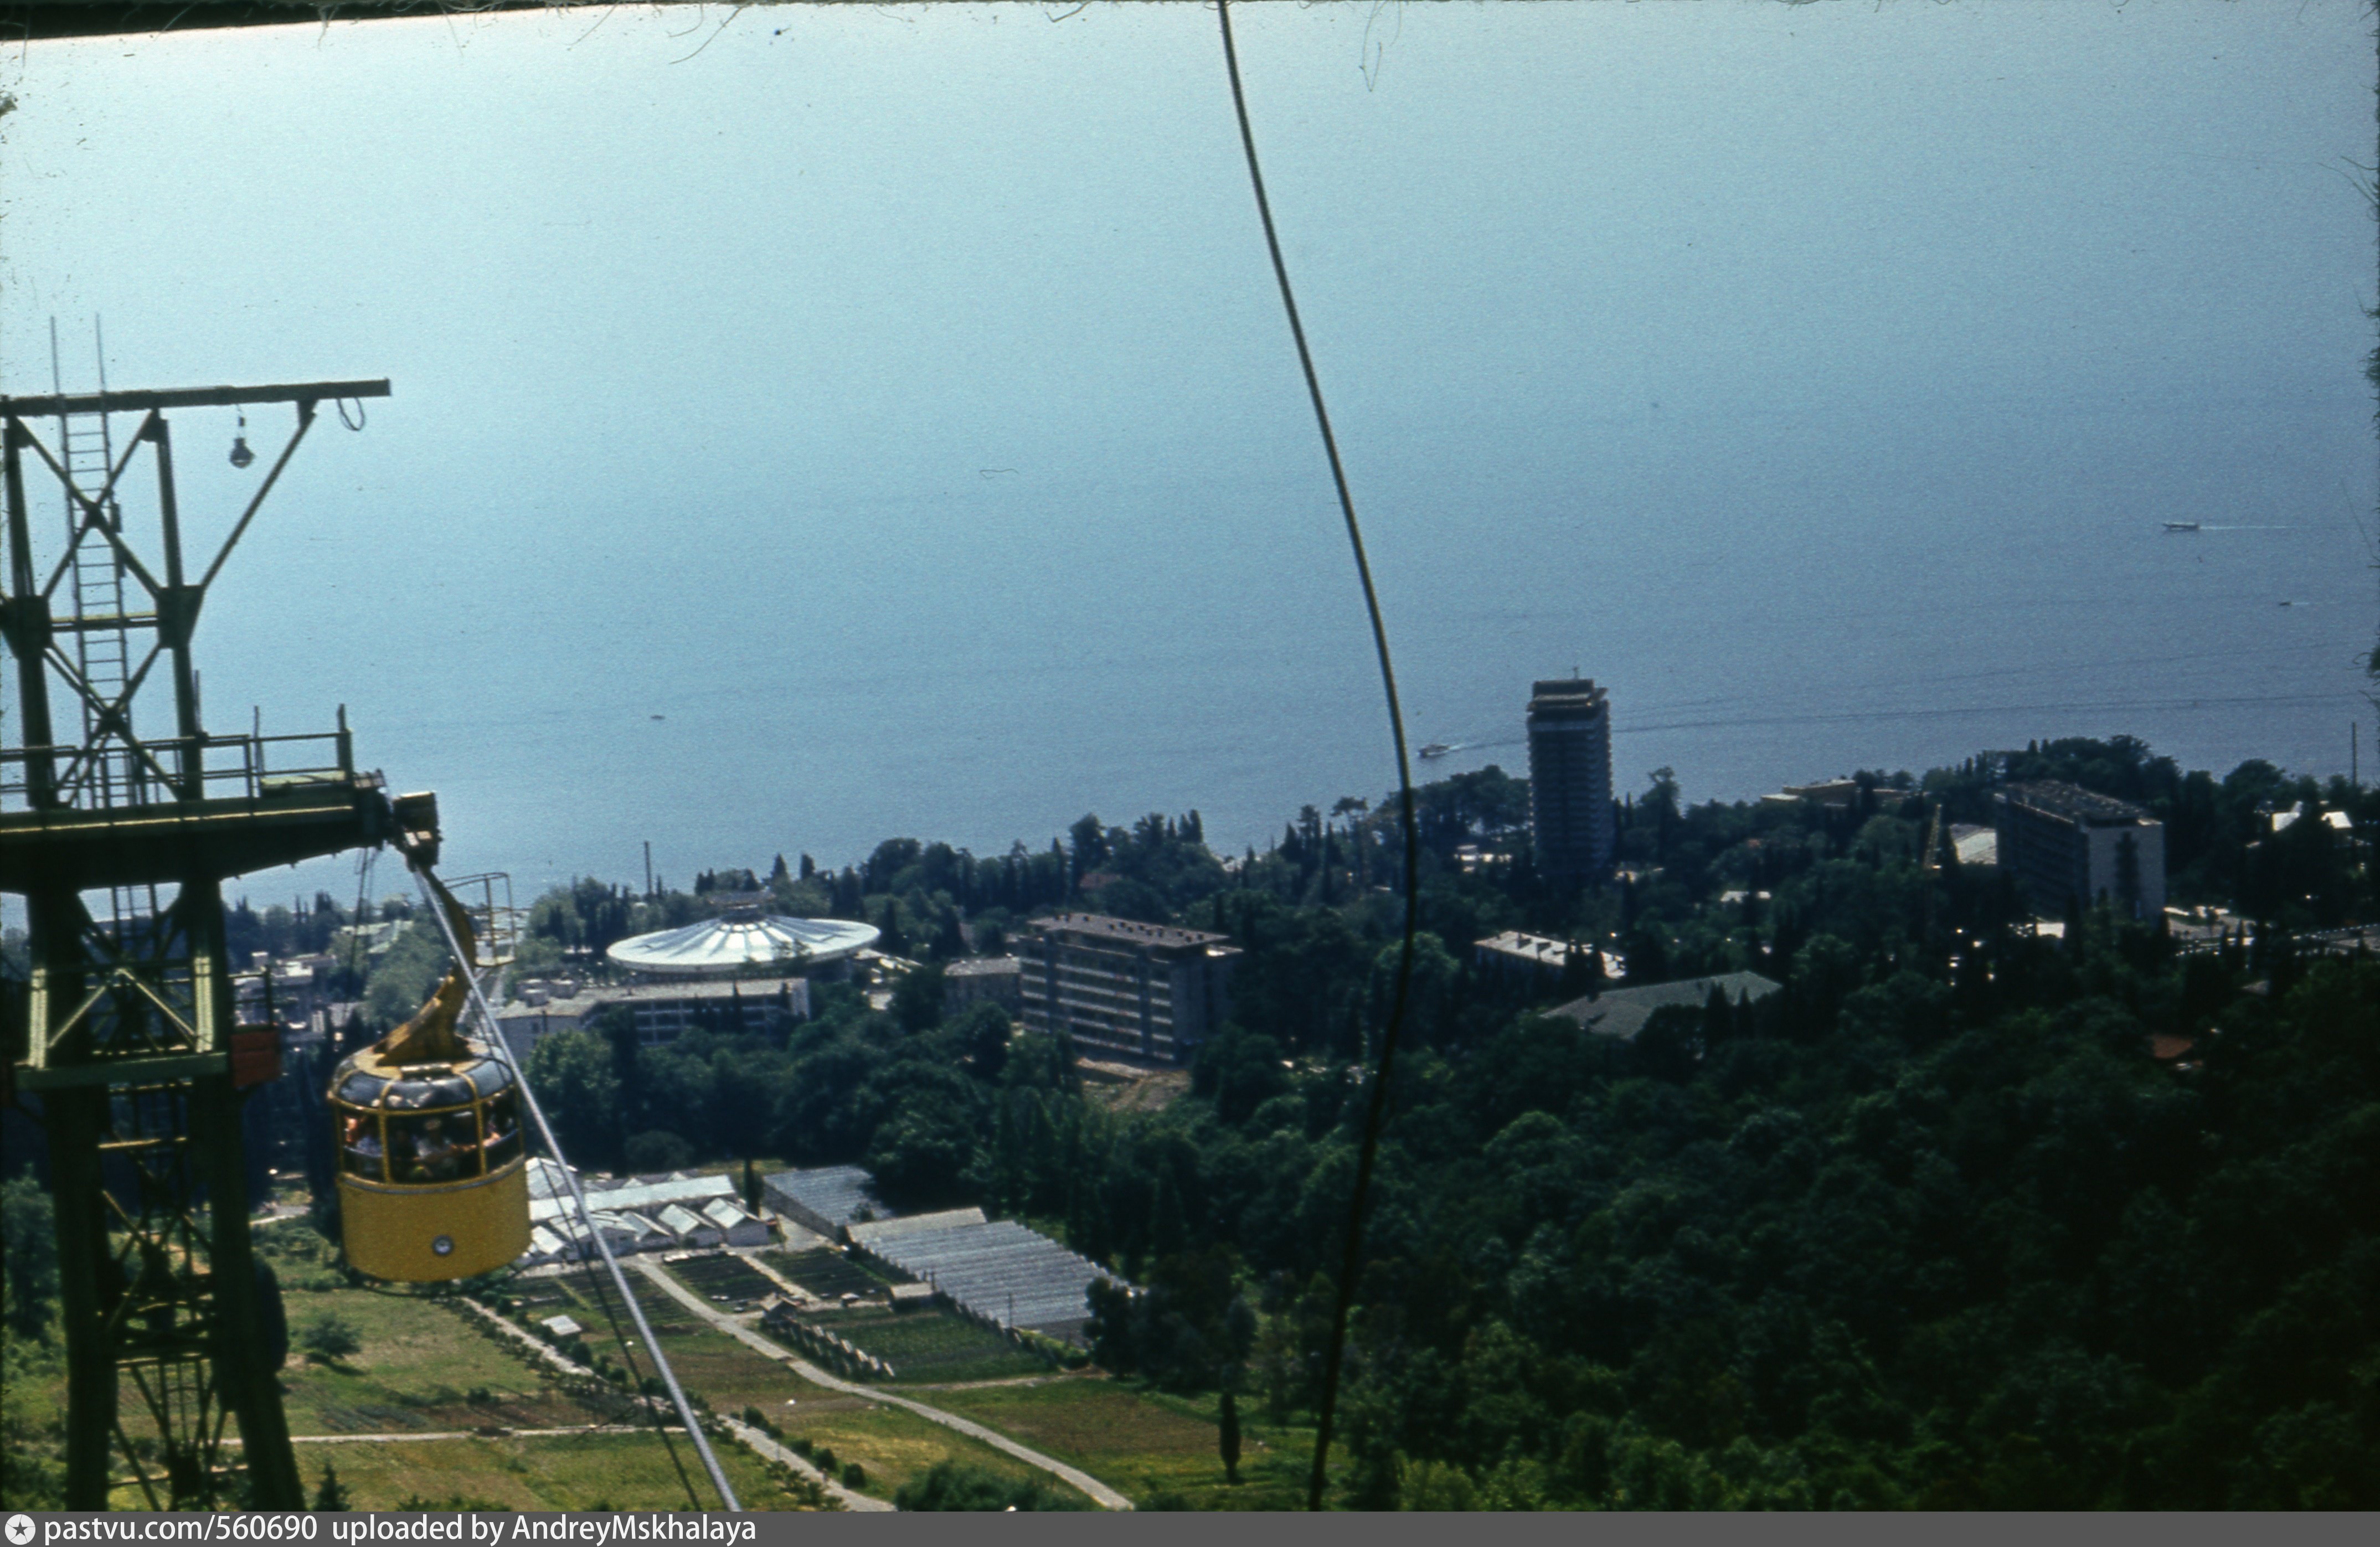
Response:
[892,963,945,1033]
[526,1028,622,1168]
[894,1460,1088,1511]
[952,1002,1012,1080]
[1,1167,57,1340]
[311,1460,352,1510]
[624,1130,695,1173]
[360,920,451,1030]
[299,1313,362,1366]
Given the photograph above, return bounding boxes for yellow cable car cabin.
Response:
[327,887,529,1281]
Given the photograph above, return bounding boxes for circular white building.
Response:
[605,898,879,980]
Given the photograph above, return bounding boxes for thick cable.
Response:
[430,880,714,1504]
[513,1061,704,1515]
[1214,0,1421,1512]
[344,848,377,996]
[409,864,742,1513]
[455,941,702,1514]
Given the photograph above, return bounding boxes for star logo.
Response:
[6,1513,37,1546]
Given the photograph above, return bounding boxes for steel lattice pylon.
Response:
[1,372,408,1509]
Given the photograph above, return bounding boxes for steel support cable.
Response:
[440,936,713,1517]
[1213,0,1421,1512]
[460,996,703,1520]
[408,864,743,1513]
[394,966,706,1519]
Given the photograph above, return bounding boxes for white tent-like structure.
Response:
[606,898,879,979]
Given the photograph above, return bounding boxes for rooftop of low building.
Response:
[1027,912,1234,950]
[498,976,807,1016]
[761,1163,890,1229]
[1475,930,1586,963]
[1547,971,1784,1042]
[942,955,1022,977]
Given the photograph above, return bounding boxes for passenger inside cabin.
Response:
[342,1116,384,1177]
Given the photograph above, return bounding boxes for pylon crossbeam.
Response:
[193,405,316,596]
[43,645,178,798]
[38,440,153,605]
[18,424,166,602]
[44,965,201,1060]
[110,1418,164,1512]
[123,1356,220,1509]
[44,635,168,766]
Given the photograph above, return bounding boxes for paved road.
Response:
[235,1426,658,1444]
[627,1256,1134,1510]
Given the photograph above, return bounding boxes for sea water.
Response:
[0,3,2370,904]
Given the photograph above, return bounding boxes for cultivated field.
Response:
[810,1304,1048,1385]
[662,1253,781,1307]
[14,1218,1125,1511]
[74,1271,805,1510]
[763,1247,892,1300]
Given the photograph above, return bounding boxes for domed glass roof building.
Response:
[605,896,879,979]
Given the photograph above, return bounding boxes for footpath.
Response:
[626,1256,1134,1510]
[457,1285,879,1510]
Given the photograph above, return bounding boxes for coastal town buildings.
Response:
[941,955,1023,1016]
[494,977,811,1061]
[1474,930,1616,995]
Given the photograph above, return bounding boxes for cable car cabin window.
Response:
[481,1090,522,1169]
[338,1072,389,1107]
[383,1078,436,1112]
[387,1110,473,1184]
[340,1113,386,1180]
[426,1074,474,1109]
[467,1060,513,1098]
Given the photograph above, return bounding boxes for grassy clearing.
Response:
[763,1398,1090,1507]
[278,1431,806,1511]
[815,1304,1047,1385]
[1079,1066,1192,1116]
[539,1268,705,1347]
[930,1378,1315,1510]
[277,1285,604,1436]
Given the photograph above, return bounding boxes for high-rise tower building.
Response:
[1527,678,1615,883]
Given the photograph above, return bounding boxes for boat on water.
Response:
[2162,521,2202,532]
[1419,742,1452,760]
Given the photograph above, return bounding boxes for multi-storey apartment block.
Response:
[1995,780,2167,921]
[1015,912,1241,1063]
